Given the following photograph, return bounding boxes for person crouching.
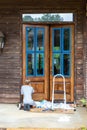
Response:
[21,79,36,111]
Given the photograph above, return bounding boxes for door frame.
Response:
[22,23,75,102]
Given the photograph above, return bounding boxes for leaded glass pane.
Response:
[27,54,34,75]
[53,29,60,51]
[53,54,60,75]
[64,29,70,51]
[37,29,44,51]
[63,54,70,75]
[36,53,44,75]
[27,28,34,50]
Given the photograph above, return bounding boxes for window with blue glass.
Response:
[26,27,45,76]
[52,28,71,77]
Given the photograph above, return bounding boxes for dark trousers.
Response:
[24,104,30,111]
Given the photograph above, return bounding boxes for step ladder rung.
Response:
[54,90,64,94]
[54,99,64,103]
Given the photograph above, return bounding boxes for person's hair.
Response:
[25,79,31,84]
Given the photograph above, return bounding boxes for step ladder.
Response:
[51,74,66,110]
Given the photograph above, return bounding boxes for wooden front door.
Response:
[23,24,74,102]
[23,24,49,100]
[50,25,74,102]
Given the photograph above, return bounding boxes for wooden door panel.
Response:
[23,24,49,101]
[50,24,74,102]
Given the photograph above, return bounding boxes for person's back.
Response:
[21,85,34,105]
[21,80,35,111]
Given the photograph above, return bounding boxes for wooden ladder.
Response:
[51,74,66,110]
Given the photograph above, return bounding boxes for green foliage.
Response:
[81,126,87,130]
[38,13,63,21]
[80,98,86,106]
[23,14,64,22]
[23,16,34,21]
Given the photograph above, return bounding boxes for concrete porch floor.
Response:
[0,104,87,129]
